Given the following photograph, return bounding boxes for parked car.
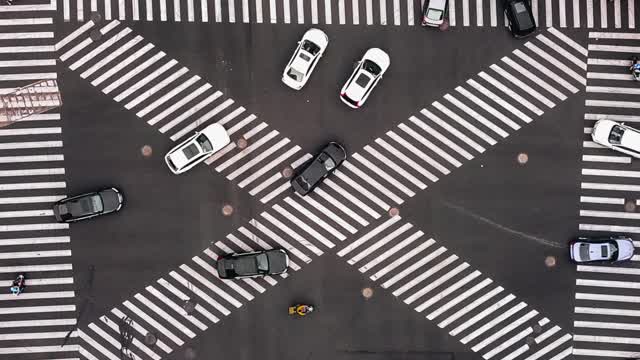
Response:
[282,28,329,90]
[165,123,230,174]
[291,142,347,195]
[340,48,390,108]
[591,119,640,158]
[569,235,635,263]
[53,188,123,223]
[216,249,289,279]
[504,0,536,38]
[421,0,448,27]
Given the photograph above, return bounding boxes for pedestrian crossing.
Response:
[339,217,573,360]
[339,27,586,204]
[0,3,79,358]
[61,0,637,28]
[56,21,588,213]
[76,205,369,359]
[572,31,640,359]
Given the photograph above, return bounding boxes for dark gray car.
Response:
[53,187,124,223]
[291,142,347,195]
[216,249,289,279]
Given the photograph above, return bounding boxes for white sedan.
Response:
[164,123,230,174]
[340,48,390,108]
[591,119,640,158]
[282,28,329,90]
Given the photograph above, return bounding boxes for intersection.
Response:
[1,0,640,360]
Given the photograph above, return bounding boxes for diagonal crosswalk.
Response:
[0,1,79,357]
[61,0,637,29]
[54,21,593,359]
[338,217,573,360]
[573,31,640,360]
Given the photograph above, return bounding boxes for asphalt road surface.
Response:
[3,1,640,360]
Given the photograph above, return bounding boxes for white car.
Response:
[421,0,448,27]
[340,48,390,108]
[164,123,230,174]
[591,119,640,158]
[282,28,329,90]
[569,236,634,263]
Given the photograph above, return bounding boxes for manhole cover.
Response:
[439,19,449,31]
[236,137,248,149]
[282,166,293,179]
[533,324,542,333]
[89,29,102,41]
[90,12,103,23]
[144,332,157,345]
[625,200,636,213]
[141,145,152,157]
[183,300,196,315]
[544,256,556,268]
[388,207,400,217]
[517,153,529,165]
[362,287,374,299]
[526,337,535,346]
[222,204,234,216]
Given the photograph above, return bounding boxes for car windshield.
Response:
[295,176,311,190]
[355,73,371,88]
[320,153,336,171]
[609,125,625,145]
[362,59,382,76]
[287,68,304,81]
[182,143,201,159]
[196,134,213,152]
[427,9,443,20]
[301,40,320,55]
[256,253,269,271]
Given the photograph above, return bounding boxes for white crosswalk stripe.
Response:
[574,30,640,359]
[0,6,77,358]
[339,218,573,360]
[61,0,638,28]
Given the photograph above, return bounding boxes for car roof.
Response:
[508,0,535,31]
[345,69,372,101]
[290,48,314,73]
[620,125,640,149]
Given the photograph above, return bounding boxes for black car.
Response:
[53,187,123,223]
[216,249,289,279]
[504,0,536,38]
[291,142,347,196]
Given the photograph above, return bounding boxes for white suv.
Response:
[591,119,640,158]
[282,28,329,90]
[164,123,230,174]
[340,48,390,109]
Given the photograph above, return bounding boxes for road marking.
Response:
[113,58,178,101]
[99,315,161,360]
[272,204,335,248]
[123,299,186,344]
[343,161,403,204]
[89,322,142,360]
[365,144,428,189]
[338,0,345,24]
[297,193,357,233]
[359,232,425,274]
[169,271,231,315]
[433,100,497,144]
[416,270,481,313]
[582,155,631,163]
[400,259,466,302]
[157,278,221,323]
[238,146,300,188]
[348,223,413,265]
[261,211,325,255]
[421,108,485,153]
[324,178,381,218]
[250,219,312,263]
[334,170,390,211]
[387,132,450,175]
[408,115,474,160]
[501,57,566,100]
[179,264,242,307]
[352,0,359,24]
[0,318,76,327]
[427,278,492,320]
[146,286,207,330]
[479,71,544,115]
[111,307,173,353]
[449,294,516,336]
[134,73,199,115]
[444,93,510,137]
[469,308,537,349]
[78,329,119,360]
[226,138,290,180]
[160,91,222,133]
[371,241,437,282]
[324,0,331,23]
[366,0,373,24]
[525,42,586,85]
[385,248,450,290]
[352,152,415,197]
[380,0,387,25]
